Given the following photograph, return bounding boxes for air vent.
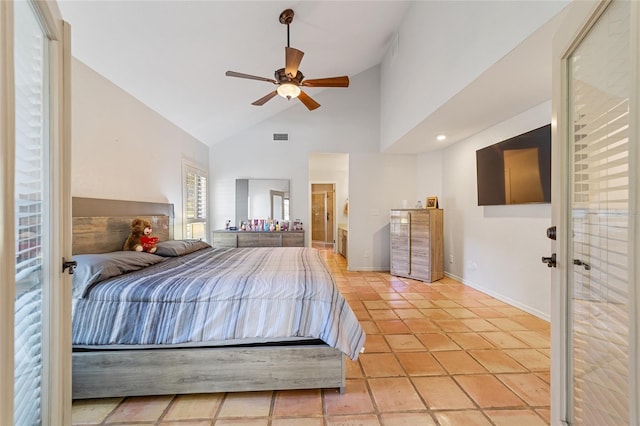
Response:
[273,133,289,141]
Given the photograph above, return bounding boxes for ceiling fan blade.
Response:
[251,90,278,106]
[301,76,350,88]
[297,90,320,111]
[285,47,304,78]
[226,71,277,84]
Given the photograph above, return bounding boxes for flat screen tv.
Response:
[476,124,551,206]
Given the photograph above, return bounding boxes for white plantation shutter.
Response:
[14,1,46,424]
[183,162,207,239]
[568,1,631,424]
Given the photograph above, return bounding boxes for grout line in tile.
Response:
[212,391,227,422]
[156,394,176,423]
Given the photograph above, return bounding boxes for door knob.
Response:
[546,226,556,240]
[541,253,557,268]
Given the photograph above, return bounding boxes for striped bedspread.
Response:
[72,247,365,360]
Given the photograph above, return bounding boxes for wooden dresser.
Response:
[390,209,444,282]
[212,230,304,248]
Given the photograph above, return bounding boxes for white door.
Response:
[551,0,638,424]
[1,1,72,425]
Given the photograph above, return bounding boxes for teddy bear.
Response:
[123,217,158,253]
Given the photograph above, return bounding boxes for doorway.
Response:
[308,153,348,255]
[311,184,335,248]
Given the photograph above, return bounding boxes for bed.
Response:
[71,197,365,399]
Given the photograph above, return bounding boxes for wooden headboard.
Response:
[72,197,174,255]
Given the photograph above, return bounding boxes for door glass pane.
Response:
[568,1,630,424]
[14,1,48,424]
[311,192,325,241]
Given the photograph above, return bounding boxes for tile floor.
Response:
[72,248,550,425]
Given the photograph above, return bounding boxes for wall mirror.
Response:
[235,179,290,225]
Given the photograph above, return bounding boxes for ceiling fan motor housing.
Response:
[275,68,303,85]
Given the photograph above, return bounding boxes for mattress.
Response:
[72,247,365,360]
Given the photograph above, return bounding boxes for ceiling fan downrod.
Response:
[279,9,294,48]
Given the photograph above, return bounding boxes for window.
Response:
[183,161,207,240]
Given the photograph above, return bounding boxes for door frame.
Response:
[48,16,73,426]
[0,1,72,424]
[0,2,17,421]
[550,0,639,424]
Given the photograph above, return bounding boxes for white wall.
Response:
[379,1,568,152]
[416,150,443,208]
[349,152,416,271]
[438,101,553,319]
[71,59,209,238]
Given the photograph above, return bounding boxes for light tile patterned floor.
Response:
[72,248,550,425]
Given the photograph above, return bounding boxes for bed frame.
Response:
[71,197,345,399]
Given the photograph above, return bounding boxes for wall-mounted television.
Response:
[476,124,551,206]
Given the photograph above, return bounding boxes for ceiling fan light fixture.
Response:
[277,83,301,100]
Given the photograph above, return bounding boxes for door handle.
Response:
[573,259,591,270]
[542,227,557,267]
[62,257,78,275]
[541,253,556,268]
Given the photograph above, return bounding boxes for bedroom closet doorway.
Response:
[308,153,349,254]
[1,2,72,425]
[311,184,335,248]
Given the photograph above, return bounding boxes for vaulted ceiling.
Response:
[58,1,411,146]
[58,1,570,153]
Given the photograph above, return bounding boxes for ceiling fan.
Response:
[225,9,349,111]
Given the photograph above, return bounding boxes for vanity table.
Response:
[212,230,305,248]
[217,177,302,248]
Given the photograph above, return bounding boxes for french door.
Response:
[0,1,72,424]
[551,0,639,424]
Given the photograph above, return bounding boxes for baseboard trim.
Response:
[444,272,550,322]
[346,266,389,272]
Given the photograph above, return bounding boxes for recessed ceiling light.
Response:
[436,134,447,141]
